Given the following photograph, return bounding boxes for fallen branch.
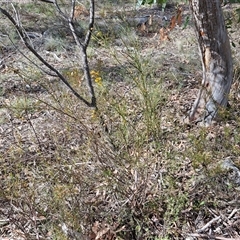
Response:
[188,233,240,240]
[197,216,221,233]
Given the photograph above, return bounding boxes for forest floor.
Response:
[1,1,240,239]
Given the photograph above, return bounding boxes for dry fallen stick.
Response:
[0,218,9,227]
[197,216,221,233]
[188,233,240,240]
[228,208,239,219]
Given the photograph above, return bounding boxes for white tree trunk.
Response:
[189,0,233,124]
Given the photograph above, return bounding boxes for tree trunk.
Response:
[189,0,233,124]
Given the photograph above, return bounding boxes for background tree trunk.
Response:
[189,0,233,124]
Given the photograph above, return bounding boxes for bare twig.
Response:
[67,0,96,108]
[70,0,76,22]
[25,110,43,153]
[84,0,94,47]
[197,216,221,233]
[0,4,96,108]
[52,0,96,107]
[54,0,68,21]
[188,233,240,240]
[7,35,58,77]
[39,0,55,3]
[228,208,239,220]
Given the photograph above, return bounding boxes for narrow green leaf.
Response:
[182,15,190,29]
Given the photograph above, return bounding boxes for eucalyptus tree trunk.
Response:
[189,0,233,124]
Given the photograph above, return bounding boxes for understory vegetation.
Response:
[0,0,240,239]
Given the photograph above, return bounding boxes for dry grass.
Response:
[1,1,240,239]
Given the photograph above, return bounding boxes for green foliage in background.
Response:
[137,0,167,7]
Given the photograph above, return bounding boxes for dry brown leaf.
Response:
[137,15,152,34]
[159,27,171,41]
[138,23,146,33]
[168,7,182,31]
[92,221,100,234]
[74,5,89,19]
[90,221,116,240]
[169,15,177,31]
[95,226,110,239]
[148,14,153,26]
[176,7,182,26]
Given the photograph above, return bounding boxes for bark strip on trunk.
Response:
[189,0,233,124]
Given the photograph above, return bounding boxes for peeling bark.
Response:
[189,0,233,124]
